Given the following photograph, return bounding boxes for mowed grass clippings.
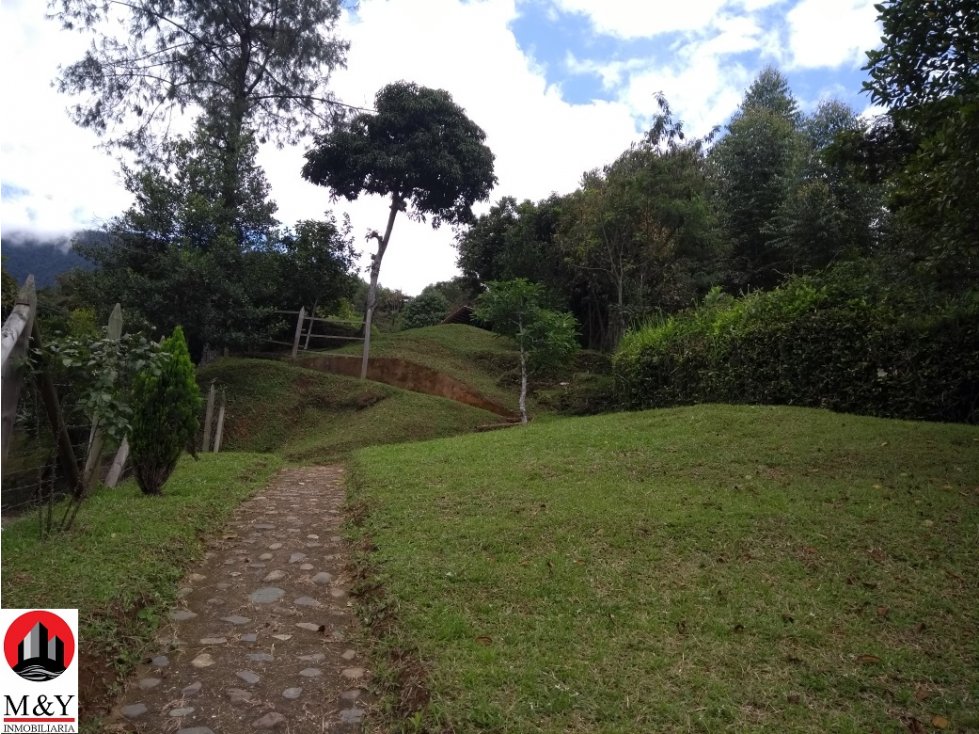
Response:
[349,404,979,733]
[0,452,281,721]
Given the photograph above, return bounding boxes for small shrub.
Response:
[130,326,202,494]
[401,291,450,330]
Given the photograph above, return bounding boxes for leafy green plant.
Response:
[130,326,202,495]
[45,331,166,444]
[475,279,578,423]
[401,290,450,330]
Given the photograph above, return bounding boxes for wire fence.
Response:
[1,363,98,520]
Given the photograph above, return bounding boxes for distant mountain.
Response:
[1,232,98,288]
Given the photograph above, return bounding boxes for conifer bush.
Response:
[130,326,202,495]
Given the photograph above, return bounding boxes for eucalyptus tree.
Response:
[303,81,496,378]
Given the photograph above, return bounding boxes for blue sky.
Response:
[0,0,883,294]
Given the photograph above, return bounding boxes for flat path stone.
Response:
[121,703,147,719]
[106,466,370,732]
[249,586,285,604]
[253,711,287,729]
[236,669,260,685]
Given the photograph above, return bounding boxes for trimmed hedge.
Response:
[614,268,979,423]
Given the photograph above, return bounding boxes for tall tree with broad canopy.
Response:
[52,0,348,220]
[559,97,717,348]
[302,81,496,378]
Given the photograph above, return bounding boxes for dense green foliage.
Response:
[44,327,166,444]
[303,82,497,228]
[70,126,357,358]
[615,267,979,423]
[860,0,978,286]
[452,8,975,424]
[53,0,352,361]
[130,326,202,494]
[350,405,979,732]
[456,74,888,350]
[401,289,450,330]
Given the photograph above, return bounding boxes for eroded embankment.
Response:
[296,354,518,420]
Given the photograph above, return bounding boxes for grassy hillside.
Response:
[332,324,521,409]
[198,356,503,462]
[349,404,979,733]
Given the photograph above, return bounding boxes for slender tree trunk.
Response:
[518,315,528,424]
[615,274,626,347]
[361,195,402,379]
[518,347,528,425]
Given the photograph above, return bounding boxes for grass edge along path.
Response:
[0,451,282,728]
[348,404,979,733]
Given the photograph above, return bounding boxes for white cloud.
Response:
[264,0,643,294]
[617,50,751,138]
[787,0,881,69]
[0,3,131,239]
[551,0,729,38]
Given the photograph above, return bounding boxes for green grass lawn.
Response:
[199,356,503,462]
[348,404,979,733]
[1,452,281,720]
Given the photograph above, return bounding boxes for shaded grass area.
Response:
[199,356,501,463]
[0,452,281,723]
[349,404,979,733]
[332,324,521,410]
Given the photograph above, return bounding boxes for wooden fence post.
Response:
[303,300,319,351]
[104,438,129,488]
[291,307,306,359]
[1,276,36,461]
[202,380,217,452]
[213,389,226,452]
[83,303,123,488]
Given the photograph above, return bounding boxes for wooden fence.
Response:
[266,309,364,358]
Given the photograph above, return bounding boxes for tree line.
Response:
[456,9,976,352]
[8,0,974,370]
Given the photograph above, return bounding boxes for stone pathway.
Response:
[106,466,370,733]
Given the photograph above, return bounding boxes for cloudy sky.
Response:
[1,0,883,295]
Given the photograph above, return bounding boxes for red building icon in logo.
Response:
[3,610,75,682]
